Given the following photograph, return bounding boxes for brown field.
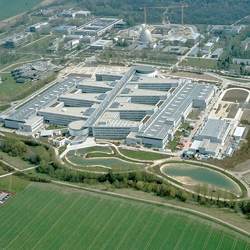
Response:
[241,109,250,123]
[222,89,249,103]
[226,104,239,118]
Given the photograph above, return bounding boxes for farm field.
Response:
[0,175,29,193]
[0,183,249,250]
[0,0,41,21]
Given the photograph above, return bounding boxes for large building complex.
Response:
[1,66,217,149]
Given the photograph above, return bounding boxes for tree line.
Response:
[1,135,250,218]
[71,0,250,25]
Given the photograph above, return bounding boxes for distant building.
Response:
[210,25,244,35]
[211,48,223,59]
[59,9,91,19]
[74,18,122,37]
[163,46,189,55]
[3,32,30,48]
[233,58,250,65]
[29,22,49,32]
[90,39,113,50]
[241,37,250,51]
[53,25,77,35]
[64,39,80,50]
[11,61,57,83]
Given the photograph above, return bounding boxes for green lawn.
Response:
[181,57,218,70]
[0,183,249,249]
[119,148,169,161]
[0,72,56,106]
[0,0,41,20]
[67,154,145,173]
[77,146,113,155]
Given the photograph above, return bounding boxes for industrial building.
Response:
[90,39,113,50]
[189,118,232,157]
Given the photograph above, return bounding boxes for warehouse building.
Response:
[189,118,232,157]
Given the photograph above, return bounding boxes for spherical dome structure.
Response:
[139,25,152,45]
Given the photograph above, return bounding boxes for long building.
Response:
[1,75,85,132]
[135,81,215,148]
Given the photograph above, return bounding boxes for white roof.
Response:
[40,130,54,137]
[190,140,203,150]
[233,126,245,137]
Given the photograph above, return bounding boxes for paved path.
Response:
[0,159,38,179]
[21,34,52,49]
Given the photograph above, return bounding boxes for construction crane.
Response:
[143,3,189,26]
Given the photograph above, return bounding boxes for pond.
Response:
[161,163,241,195]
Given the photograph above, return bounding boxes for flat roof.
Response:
[121,86,167,97]
[38,106,89,118]
[130,76,179,84]
[6,75,85,122]
[77,80,113,89]
[138,81,215,139]
[95,112,140,128]
[198,118,230,140]
[59,93,103,103]
[233,126,245,137]
[109,102,154,111]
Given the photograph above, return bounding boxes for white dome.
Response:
[139,25,152,45]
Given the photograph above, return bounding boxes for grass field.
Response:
[66,146,149,173]
[0,0,42,21]
[0,183,249,249]
[119,148,169,161]
[0,72,56,110]
[180,57,218,70]
[67,154,145,173]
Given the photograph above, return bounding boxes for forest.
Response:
[72,0,250,25]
